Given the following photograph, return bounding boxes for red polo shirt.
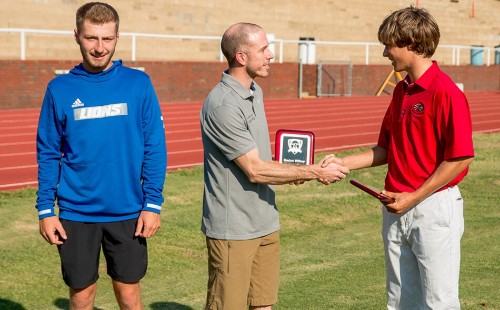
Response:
[377,62,474,193]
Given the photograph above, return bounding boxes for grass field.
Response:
[0,133,498,310]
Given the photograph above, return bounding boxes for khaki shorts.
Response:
[205,231,280,309]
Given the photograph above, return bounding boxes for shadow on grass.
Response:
[54,298,104,310]
[0,299,26,310]
[150,302,195,310]
[51,298,193,309]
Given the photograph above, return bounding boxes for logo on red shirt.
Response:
[412,102,425,114]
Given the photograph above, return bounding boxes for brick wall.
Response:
[2,0,499,65]
[0,60,498,110]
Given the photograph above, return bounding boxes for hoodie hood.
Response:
[70,59,122,82]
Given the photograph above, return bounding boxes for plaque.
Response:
[349,179,395,203]
[275,129,315,165]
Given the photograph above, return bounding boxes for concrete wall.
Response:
[1,60,498,110]
[1,1,498,109]
[1,0,499,64]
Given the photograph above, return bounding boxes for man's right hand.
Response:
[315,162,349,185]
[39,216,67,245]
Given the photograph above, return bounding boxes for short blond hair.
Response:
[76,2,119,33]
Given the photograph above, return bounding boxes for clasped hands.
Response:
[290,154,348,186]
[316,153,349,185]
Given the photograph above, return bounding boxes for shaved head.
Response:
[221,23,263,66]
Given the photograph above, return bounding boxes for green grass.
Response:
[1,133,498,310]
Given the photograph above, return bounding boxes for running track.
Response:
[1,92,499,191]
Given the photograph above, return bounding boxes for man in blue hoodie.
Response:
[36,2,167,309]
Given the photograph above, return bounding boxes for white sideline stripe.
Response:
[474,128,500,134]
[165,137,201,143]
[0,152,35,157]
[0,165,37,171]
[168,149,202,155]
[0,181,37,189]
[0,120,38,124]
[0,132,37,137]
[168,162,203,169]
[0,141,34,147]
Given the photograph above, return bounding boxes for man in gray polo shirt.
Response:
[200,22,349,310]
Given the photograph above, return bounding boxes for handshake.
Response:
[289,153,349,186]
[315,153,348,185]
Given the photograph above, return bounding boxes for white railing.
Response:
[1,28,498,66]
[0,28,225,61]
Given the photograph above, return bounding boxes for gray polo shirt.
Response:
[200,72,279,240]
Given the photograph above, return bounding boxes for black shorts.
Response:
[58,218,147,289]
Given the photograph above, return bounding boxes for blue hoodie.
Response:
[36,60,167,222]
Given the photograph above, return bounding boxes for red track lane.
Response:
[1,92,499,191]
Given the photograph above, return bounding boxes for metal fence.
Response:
[316,60,353,97]
[1,28,499,66]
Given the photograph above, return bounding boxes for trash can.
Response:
[495,45,500,65]
[470,45,484,66]
[299,37,315,64]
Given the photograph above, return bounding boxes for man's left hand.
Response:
[135,211,161,238]
[381,191,420,214]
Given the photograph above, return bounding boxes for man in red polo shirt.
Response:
[321,6,474,309]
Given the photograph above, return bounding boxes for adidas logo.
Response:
[71,98,84,108]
